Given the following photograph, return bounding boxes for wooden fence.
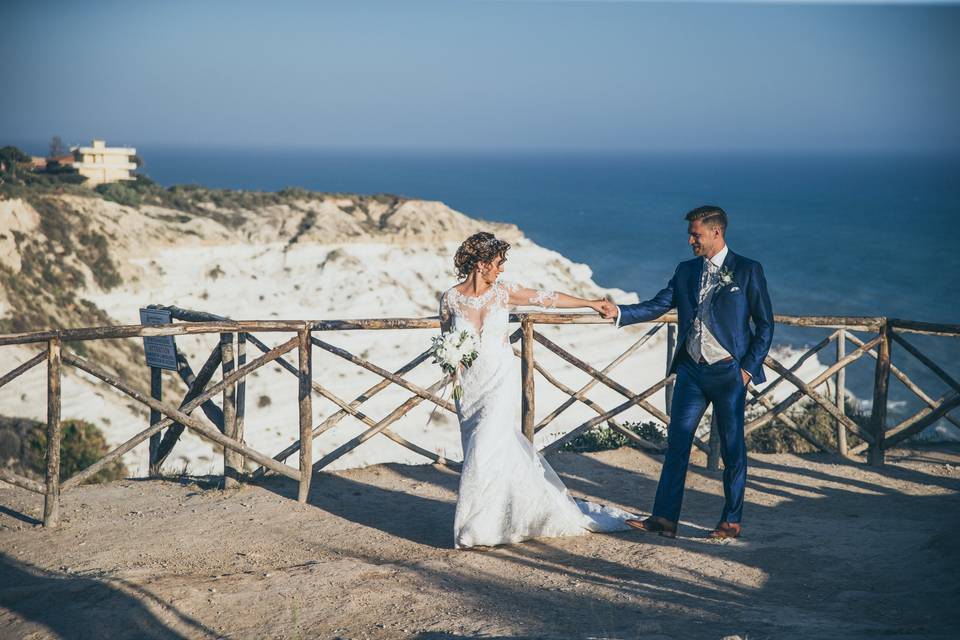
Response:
[1,308,958,529]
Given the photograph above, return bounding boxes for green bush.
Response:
[0,146,30,178]
[561,421,666,452]
[278,187,311,199]
[77,230,123,290]
[131,173,155,188]
[747,398,867,454]
[0,146,30,163]
[25,166,87,186]
[32,196,74,246]
[559,398,868,455]
[1,415,127,484]
[1,147,89,193]
[95,182,142,208]
[22,196,123,291]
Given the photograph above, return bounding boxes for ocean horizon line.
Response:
[6,139,960,159]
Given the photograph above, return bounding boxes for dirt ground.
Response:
[1,445,959,640]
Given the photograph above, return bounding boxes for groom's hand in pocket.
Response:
[741,369,752,388]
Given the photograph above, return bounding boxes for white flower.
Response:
[719,266,735,287]
[429,329,481,400]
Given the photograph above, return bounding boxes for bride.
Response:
[439,232,635,549]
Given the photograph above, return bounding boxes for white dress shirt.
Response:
[686,245,733,364]
[614,245,734,364]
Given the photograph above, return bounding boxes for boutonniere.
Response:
[719,266,736,287]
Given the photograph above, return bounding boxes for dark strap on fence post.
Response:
[868,321,892,466]
[236,332,247,468]
[148,367,162,477]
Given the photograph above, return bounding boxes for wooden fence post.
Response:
[236,332,247,469]
[148,367,162,477]
[836,329,847,457]
[706,412,721,471]
[43,336,62,528]
[665,324,676,416]
[521,318,535,443]
[298,327,313,503]
[221,333,239,488]
[868,322,892,467]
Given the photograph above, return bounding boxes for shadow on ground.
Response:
[253,445,960,638]
[0,553,216,639]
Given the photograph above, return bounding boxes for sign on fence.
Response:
[139,308,178,370]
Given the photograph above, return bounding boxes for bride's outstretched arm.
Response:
[506,284,608,314]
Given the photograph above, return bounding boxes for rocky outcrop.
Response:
[0,184,634,475]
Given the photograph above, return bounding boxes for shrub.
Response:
[747,398,867,454]
[1,415,127,483]
[95,182,142,208]
[561,421,665,453]
[559,398,868,455]
[31,196,73,245]
[0,146,30,178]
[25,165,87,186]
[278,187,311,200]
[130,173,156,189]
[77,230,123,290]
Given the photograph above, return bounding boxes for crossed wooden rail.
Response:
[1,310,957,529]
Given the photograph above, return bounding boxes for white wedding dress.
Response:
[439,280,634,549]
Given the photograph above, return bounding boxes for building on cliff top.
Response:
[69,139,137,186]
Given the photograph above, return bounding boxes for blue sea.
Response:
[139,148,960,435]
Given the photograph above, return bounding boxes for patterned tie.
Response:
[699,261,718,304]
[688,259,719,362]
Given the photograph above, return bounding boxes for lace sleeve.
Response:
[501,281,559,309]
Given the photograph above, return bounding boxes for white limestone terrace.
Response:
[0,191,830,477]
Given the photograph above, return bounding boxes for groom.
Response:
[599,205,773,539]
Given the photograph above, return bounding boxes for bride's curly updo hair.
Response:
[454,232,511,279]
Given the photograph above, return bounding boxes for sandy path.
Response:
[1,445,958,639]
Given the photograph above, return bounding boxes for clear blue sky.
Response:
[2,0,958,152]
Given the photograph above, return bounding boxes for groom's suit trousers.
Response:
[652,351,747,524]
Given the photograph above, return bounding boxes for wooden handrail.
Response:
[1,312,929,346]
[889,318,960,337]
[3,309,958,529]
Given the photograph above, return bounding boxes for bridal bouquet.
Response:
[429,330,480,401]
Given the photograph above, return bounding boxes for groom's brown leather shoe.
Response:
[708,522,742,540]
[625,516,677,539]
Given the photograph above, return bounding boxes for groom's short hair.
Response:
[685,205,727,234]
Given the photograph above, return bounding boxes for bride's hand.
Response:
[589,299,615,317]
[589,298,609,315]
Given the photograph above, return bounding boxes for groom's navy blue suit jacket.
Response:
[618,250,774,384]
